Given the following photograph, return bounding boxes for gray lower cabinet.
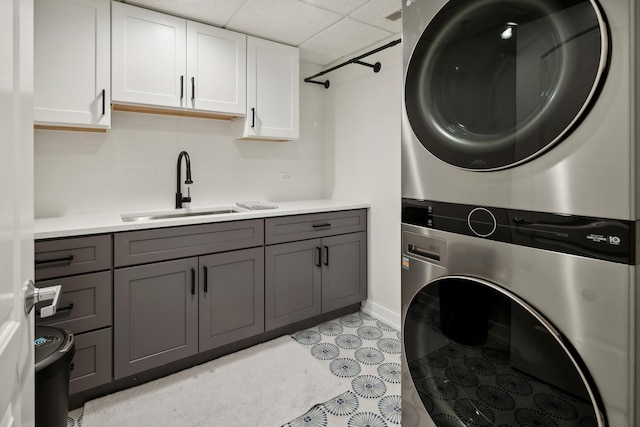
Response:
[114,247,265,379]
[69,328,112,395]
[35,234,113,395]
[199,247,265,352]
[114,257,199,379]
[265,239,322,330]
[321,232,367,313]
[265,230,367,330]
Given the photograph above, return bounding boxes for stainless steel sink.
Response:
[121,208,242,222]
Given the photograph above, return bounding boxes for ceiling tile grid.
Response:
[124,0,247,27]
[225,0,344,46]
[299,18,392,60]
[297,0,370,15]
[119,0,402,66]
[350,0,402,33]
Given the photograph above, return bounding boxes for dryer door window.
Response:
[404,276,605,426]
[404,0,608,170]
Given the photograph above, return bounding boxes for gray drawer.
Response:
[114,219,264,267]
[265,210,366,245]
[35,235,112,280]
[69,328,112,395]
[36,271,112,334]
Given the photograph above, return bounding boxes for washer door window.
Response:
[404,276,605,426]
[404,0,608,170]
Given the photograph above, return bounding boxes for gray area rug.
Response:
[82,336,347,426]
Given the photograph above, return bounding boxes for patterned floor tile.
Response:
[286,311,401,427]
[67,311,400,427]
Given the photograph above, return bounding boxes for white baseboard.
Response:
[360,300,401,331]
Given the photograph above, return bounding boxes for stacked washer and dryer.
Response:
[401,0,639,426]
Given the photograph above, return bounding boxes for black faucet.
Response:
[175,151,193,209]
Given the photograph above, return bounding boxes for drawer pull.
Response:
[312,223,331,230]
[203,266,208,293]
[324,246,329,266]
[191,268,195,295]
[35,255,74,267]
[315,247,321,267]
[36,303,74,318]
[69,362,75,372]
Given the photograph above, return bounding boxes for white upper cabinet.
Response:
[111,2,186,109]
[233,37,299,141]
[34,0,111,131]
[112,2,246,117]
[187,21,246,115]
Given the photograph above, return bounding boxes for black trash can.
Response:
[34,326,75,427]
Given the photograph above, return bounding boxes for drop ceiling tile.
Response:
[297,0,370,15]
[299,48,341,66]
[123,0,245,27]
[226,0,343,46]
[300,18,392,58]
[350,0,402,33]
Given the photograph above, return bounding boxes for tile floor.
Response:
[67,311,401,427]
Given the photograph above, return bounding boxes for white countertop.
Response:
[34,199,370,240]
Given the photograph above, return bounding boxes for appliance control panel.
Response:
[401,198,635,265]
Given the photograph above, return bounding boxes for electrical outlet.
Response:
[281,172,293,182]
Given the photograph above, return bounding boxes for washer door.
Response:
[404,276,605,426]
[404,0,608,170]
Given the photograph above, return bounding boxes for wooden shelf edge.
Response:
[34,124,108,133]
[111,103,241,121]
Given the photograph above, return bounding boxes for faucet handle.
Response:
[183,186,192,204]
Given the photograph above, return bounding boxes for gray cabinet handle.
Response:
[35,255,74,267]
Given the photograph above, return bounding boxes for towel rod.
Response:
[304,38,401,89]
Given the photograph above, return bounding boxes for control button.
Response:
[468,207,497,237]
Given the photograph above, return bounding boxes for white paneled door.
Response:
[0,0,35,426]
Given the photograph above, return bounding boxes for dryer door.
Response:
[404,276,605,426]
[404,0,608,170]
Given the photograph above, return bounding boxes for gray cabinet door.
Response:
[114,257,199,379]
[321,232,367,313]
[35,271,112,334]
[35,234,112,280]
[265,209,366,245]
[265,239,321,330]
[69,327,112,395]
[114,219,264,267]
[199,247,265,352]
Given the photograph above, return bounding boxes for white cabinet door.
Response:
[111,2,186,109]
[186,21,246,115]
[34,0,110,129]
[234,37,299,140]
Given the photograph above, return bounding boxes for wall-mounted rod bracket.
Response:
[304,38,401,90]
[304,79,331,88]
[353,60,382,72]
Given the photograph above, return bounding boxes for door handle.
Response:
[24,280,61,318]
[191,77,195,101]
[191,268,195,295]
[203,266,208,293]
[324,246,329,266]
[35,255,74,267]
[180,76,184,100]
[315,247,321,267]
[101,89,106,116]
[251,107,255,128]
